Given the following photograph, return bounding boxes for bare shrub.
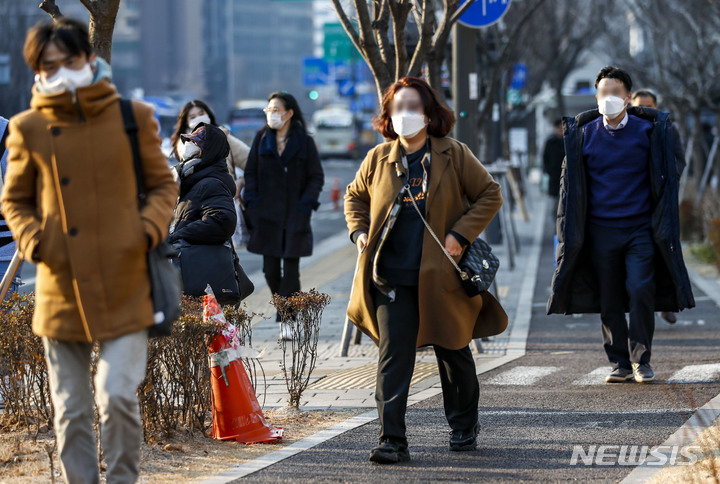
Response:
[0,293,257,443]
[139,296,225,441]
[272,289,330,408]
[0,293,52,440]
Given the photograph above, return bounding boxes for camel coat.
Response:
[1,80,178,342]
[344,136,508,350]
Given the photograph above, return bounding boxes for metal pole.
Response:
[451,24,478,154]
[0,250,22,302]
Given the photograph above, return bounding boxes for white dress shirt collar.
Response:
[603,112,629,131]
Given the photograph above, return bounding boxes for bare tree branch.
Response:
[408,0,434,76]
[78,0,96,15]
[388,0,413,81]
[332,0,392,99]
[372,0,393,70]
[39,0,63,20]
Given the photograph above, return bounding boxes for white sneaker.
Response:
[280,323,292,341]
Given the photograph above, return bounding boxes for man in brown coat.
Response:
[1,19,177,483]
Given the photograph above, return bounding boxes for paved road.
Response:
[238,211,720,483]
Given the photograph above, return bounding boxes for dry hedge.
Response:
[0,294,257,442]
[273,289,330,408]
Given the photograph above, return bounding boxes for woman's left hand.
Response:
[444,233,464,256]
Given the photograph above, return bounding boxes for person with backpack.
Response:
[1,18,177,483]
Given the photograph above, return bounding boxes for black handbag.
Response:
[120,99,183,337]
[175,240,254,305]
[402,184,499,297]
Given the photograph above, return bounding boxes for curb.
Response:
[620,264,720,484]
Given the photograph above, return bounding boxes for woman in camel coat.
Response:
[345,77,506,464]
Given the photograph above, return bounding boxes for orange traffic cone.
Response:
[204,288,282,444]
[330,175,341,210]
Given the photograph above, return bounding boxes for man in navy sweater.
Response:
[547,66,698,386]
[584,67,657,383]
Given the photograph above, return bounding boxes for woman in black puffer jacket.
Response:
[168,123,238,301]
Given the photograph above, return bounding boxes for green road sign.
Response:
[324,23,360,61]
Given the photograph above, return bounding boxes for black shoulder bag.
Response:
[400,150,499,297]
[120,99,183,336]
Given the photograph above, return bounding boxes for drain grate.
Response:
[310,362,439,390]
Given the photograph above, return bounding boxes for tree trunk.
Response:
[426,48,444,100]
[88,11,118,63]
[39,0,120,65]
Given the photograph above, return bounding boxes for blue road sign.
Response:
[458,0,512,28]
[511,63,527,90]
[337,78,355,97]
[302,57,329,86]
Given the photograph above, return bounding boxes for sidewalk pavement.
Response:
[241,182,549,410]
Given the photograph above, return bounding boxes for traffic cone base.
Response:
[209,335,283,444]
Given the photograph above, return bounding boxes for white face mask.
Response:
[181,142,201,161]
[391,110,427,138]
[188,114,211,130]
[36,63,94,94]
[598,95,627,119]
[267,112,288,130]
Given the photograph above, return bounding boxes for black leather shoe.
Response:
[449,421,480,451]
[369,439,410,464]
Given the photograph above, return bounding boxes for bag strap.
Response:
[399,173,468,280]
[119,99,147,209]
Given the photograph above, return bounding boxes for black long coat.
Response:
[168,124,237,245]
[547,107,695,315]
[542,134,564,197]
[244,123,324,258]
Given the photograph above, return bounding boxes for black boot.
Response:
[369,438,410,464]
[449,421,480,451]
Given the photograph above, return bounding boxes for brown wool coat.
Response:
[1,80,178,342]
[344,136,508,350]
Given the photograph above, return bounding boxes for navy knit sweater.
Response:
[583,115,653,227]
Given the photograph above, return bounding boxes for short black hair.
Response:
[595,66,633,92]
[632,89,658,104]
[553,119,563,128]
[24,17,92,72]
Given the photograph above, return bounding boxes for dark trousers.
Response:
[263,256,300,321]
[587,222,655,368]
[372,285,480,444]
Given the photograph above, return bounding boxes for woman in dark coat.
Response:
[168,123,238,301]
[244,92,324,339]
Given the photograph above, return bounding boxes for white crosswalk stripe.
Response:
[667,364,720,383]
[571,367,613,385]
[484,366,562,385]
[481,364,720,387]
